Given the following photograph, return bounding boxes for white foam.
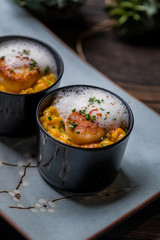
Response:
[53,87,129,131]
[0,39,57,76]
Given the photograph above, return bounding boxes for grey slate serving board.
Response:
[0,1,160,240]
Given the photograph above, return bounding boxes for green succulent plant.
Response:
[14,0,84,10]
[14,0,85,20]
[105,0,160,39]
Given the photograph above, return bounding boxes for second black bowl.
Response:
[0,35,64,137]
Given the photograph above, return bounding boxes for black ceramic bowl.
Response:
[36,85,134,193]
[0,35,64,137]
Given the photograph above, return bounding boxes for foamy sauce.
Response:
[0,39,57,76]
[53,87,129,131]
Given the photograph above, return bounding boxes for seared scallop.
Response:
[0,58,42,93]
[65,112,106,145]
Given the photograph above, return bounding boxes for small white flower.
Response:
[48,201,55,208]
[40,208,46,212]
[9,192,15,196]
[38,198,47,204]
[13,197,19,202]
[34,198,56,213]
[31,208,37,213]
[17,203,24,208]
[22,181,29,186]
[9,190,21,201]
[13,189,20,194]
[18,170,24,176]
[48,208,55,213]
[35,203,41,208]
[17,161,25,167]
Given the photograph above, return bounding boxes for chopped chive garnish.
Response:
[124,128,128,133]
[1,56,5,60]
[9,70,14,73]
[79,109,86,114]
[104,117,107,120]
[68,138,72,142]
[52,126,55,128]
[68,116,71,119]
[68,125,75,129]
[68,121,78,129]
[58,126,62,130]
[107,112,110,114]
[113,118,117,120]
[76,131,80,134]
[100,108,104,111]
[59,120,65,126]
[101,144,104,147]
[48,116,52,121]
[23,49,30,55]
[85,114,90,120]
[72,108,76,112]
[89,97,95,104]
[36,67,40,73]
[95,99,101,104]
[90,115,96,122]
[44,66,50,75]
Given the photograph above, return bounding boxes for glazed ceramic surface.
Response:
[0,36,63,137]
[37,85,134,193]
[0,1,160,240]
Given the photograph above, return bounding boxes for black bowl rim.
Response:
[36,84,134,152]
[0,35,64,96]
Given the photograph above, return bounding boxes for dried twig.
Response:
[76,19,116,61]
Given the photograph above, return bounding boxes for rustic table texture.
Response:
[1,0,160,239]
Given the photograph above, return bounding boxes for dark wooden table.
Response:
[1,0,160,239]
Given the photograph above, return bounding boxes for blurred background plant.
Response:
[14,0,85,20]
[104,0,160,39]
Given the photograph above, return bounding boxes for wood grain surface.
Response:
[0,0,160,239]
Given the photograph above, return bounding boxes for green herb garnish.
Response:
[72,108,76,112]
[95,99,101,104]
[76,131,80,134]
[124,128,128,133]
[68,138,72,142]
[23,49,30,55]
[85,114,90,120]
[68,121,78,129]
[44,66,50,75]
[106,134,111,138]
[58,126,62,130]
[90,115,96,122]
[79,109,86,114]
[1,56,5,60]
[48,116,52,121]
[59,120,65,126]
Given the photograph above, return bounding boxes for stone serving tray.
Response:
[0,1,160,240]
